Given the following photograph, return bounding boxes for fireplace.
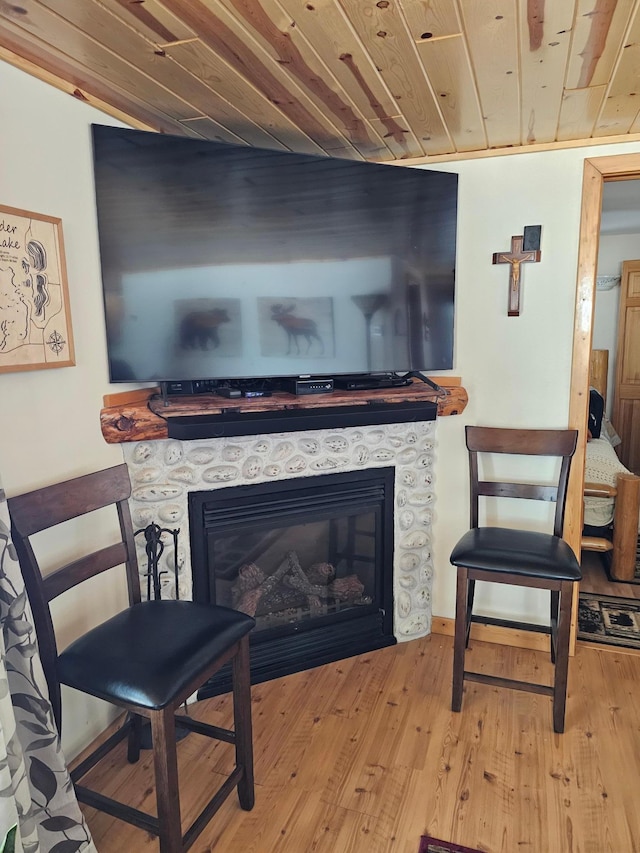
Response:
[189,469,395,695]
[122,420,436,689]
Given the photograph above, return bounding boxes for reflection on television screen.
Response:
[92,125,457,383]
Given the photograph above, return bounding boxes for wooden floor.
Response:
[78,633,640,853]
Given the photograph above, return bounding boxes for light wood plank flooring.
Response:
[77,634,640,852]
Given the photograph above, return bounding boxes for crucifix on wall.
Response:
[492,226,542,316]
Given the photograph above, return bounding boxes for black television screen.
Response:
[91,124,457,384]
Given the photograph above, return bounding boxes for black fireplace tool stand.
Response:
[134,522,190,748]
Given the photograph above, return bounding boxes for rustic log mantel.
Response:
[100,378,468,444]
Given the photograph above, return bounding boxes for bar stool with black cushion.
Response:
[449,427,582,734]
[8,463,256,853]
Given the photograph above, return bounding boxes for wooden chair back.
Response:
[465,426,579,537]
[8,463,140,729]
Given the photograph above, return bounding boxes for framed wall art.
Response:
[0,204,75,373]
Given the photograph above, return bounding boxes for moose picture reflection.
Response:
[258,297,334,358]
[176,298,241,356]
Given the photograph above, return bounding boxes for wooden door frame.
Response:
[567,152,640,648]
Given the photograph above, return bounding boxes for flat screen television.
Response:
[91,124,457,388]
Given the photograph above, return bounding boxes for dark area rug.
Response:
[418,837,482,853]
[633,533,640,583]
[578,592,640,648]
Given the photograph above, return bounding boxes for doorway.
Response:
[569,154,640,646]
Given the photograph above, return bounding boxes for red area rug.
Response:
[418,837,482,853]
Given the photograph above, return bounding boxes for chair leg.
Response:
[150,705,182,853]
[232,635,255,811]
[465,579,476,648]
[552,581,574,734]
[452,567,469,712]
[550,589,559,664]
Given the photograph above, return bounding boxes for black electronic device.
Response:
[166,400,438,440]
[164,380,195,395]
[242,389,272,398]
[281,377,334,396]
[92,124,458,388]
[333,373,412,391]
[162,379,223,396]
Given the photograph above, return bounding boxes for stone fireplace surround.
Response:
[122,419,436,642]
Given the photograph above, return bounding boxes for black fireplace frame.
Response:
[189,468,396,696]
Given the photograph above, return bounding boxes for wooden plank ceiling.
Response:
[2,0,640,162]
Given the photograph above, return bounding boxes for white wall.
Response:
[429,145,640,625]
[4,59,640,758]
[0,62,140,758]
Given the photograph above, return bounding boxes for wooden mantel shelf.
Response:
[100,378,468,444]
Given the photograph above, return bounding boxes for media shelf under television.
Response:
[99,377,468,444]
[159,370,436,401]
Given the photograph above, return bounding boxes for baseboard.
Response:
[431,615,640,658]
[68,710,128,770]
[431,616,552,653]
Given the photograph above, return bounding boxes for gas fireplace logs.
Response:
[232,549,368,618]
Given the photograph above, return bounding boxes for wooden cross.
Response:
[493,234,541,316]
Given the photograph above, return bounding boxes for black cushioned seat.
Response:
[59,600,255,710]
[450,527,582,581]
[8,464,256,853]
[449,426,581,734]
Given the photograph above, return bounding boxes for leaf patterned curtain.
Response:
[0,478,96,853]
